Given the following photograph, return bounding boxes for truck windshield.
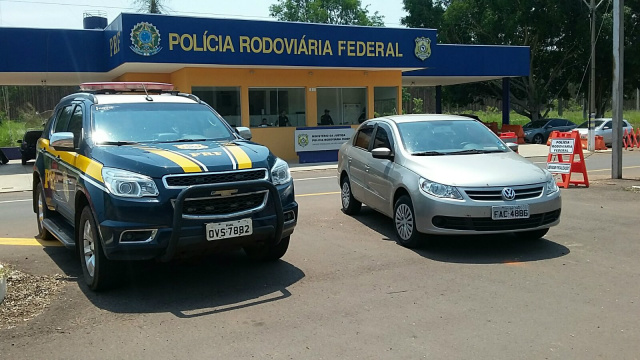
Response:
[91,103,236,144]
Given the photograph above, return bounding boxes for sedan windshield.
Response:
[91,103,235,144]
[577,120,605,129]
[397,120,509,155]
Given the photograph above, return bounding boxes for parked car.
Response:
[338,114,561,248]
[523,118,576,144]
[18,129,43,164]
[576,118,634,147]
[33,82,297,290]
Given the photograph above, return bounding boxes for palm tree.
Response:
[133,0,168,14]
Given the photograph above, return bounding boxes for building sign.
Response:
[549,138,575,154]
[294,127,355,152]
[547,162,571,174]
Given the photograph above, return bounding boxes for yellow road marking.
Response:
[0,238,64,247]
[297,191,341,197]
[224,144,252,169]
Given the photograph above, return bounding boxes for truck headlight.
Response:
[102,167,159,198]
[419,178,462,200]
[271,158,292,186]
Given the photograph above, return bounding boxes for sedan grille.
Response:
[463,186,544,201]
[432,210,561,231]
[164,169,268,188]
[176,191,268,217]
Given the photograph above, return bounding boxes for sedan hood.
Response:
[90,140,272,178]
[404,151,548,187]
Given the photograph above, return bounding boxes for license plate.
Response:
[206,219,253,241]
[491,205,530,220]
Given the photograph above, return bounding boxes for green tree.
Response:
[401,0,446,30]
[269,0,384,26]
[133,0,168,14]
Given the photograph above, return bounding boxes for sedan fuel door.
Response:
[366,123,397,216]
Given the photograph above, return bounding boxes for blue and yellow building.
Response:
[0,13,529,161]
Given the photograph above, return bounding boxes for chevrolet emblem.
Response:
[211,189,238,197]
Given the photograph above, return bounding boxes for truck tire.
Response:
[78,206,121,291]
[35,184,54,240]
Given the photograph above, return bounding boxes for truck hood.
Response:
[90,140,274,178]
[403,151,548,187]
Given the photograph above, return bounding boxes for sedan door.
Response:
[365,123,396,216]
[347,124,375,203]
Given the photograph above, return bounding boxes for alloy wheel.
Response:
[82,220,96,278]
[341,182,351,209]
[395,204,414,241]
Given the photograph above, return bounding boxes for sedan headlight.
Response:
[419,178,463,200]
[546,174,559,195]
[102,167,159,198]
[271,158,291,186]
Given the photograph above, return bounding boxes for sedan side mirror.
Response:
[372,147,394,160]
[50,132,75,152]
[236,126,252,140]
[506,142,519,152]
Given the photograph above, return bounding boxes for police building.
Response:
[0,12,529,162]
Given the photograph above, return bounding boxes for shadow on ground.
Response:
[350,207,570,265]
[44,247,305,318]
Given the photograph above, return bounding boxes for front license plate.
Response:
[491,205,530,220]
[206,219,253,241]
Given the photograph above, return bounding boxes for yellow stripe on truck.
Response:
[39,139,104,183]
[224,144,252,169]
[143,148,203,173]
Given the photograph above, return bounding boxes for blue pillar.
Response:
[435,85,442,114]
[502,78,510,125]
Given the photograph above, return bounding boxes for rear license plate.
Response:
[206,219,253,241]
[491,205,530,220]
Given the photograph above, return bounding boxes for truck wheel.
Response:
[394,195,421,248]
[35,184,54,240]
[516,228,549,241]
[21,155,27,165]
[78,206,121,291]
[340,176,361,215]
[244,236,290,261]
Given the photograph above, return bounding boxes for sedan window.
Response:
[372,126,392,150]
[354,127,374,150]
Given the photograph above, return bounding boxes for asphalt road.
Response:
[1,152,640,359]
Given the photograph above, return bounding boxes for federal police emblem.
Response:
[297,134,309,148]
[130,22,162,56]
[414,37,431,61]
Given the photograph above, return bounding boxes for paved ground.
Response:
[1,155,640,359]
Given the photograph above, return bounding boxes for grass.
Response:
[449,110,640,129]
[0,121,28,147]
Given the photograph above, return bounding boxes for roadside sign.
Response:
[547,162,571,174]
[550,139,575,154]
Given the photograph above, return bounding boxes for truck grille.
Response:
[432,210,560,231]
[163,169,268,188]
[177,191,269,217]
[463,185,544,201]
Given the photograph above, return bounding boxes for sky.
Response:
[0,0,408,29]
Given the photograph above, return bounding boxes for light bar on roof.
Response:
[79,82,175,92]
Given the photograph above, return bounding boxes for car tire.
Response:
[244,236,290,261]
[533,134,544,144]
[340,176,362,215]
[516,228,549,241]
[21,155,27,165]
[393,195,421,248]
[35,184,54,241]
[79,206,121,291]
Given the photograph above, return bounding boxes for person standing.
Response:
[278,111,291,127]
[320,109,334,125]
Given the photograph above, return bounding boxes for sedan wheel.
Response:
[340,176,361,215]
[533,134,544,144]
[393,195,421,248]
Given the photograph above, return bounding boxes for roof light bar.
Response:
[79,82,175,92]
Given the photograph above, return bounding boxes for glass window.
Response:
[248,88,305,127]
[91,103,235,144]
[67,106,83,148]
[317,88,367,126]
[374,87,398,119]
[603,121,612,129]
[192,87,241,127]
[354,127,374,150]
[397,120,508,154]
[53,106,74,134]
[372,125,392,149]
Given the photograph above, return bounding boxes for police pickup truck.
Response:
[33,82,298,290]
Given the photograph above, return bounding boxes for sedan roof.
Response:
[380,114,475,124]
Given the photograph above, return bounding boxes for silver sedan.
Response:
[338,115,562,248]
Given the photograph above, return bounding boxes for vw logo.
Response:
[501,187,516,201]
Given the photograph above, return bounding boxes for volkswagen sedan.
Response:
[337,115,562,248]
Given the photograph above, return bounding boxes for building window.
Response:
[374,87,398,117]
[317,88,367,126]
[248,88,306,127]
[192,87,241,127]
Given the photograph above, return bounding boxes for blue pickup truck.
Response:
[33,82,298,290]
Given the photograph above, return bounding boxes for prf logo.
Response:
[414,37,431,61]
[130,22,162,56]
[297,134,309,148]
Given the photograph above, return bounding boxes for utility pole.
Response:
[583,0,604,151]
[612,0,624,179]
